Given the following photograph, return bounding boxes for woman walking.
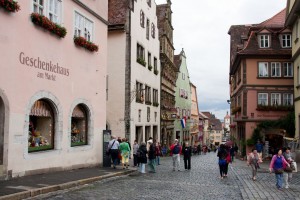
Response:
[247,149,259,181]
[155,142,162,165]
[283,147,294,188]
[183,142,192,170]
[137,142,147,173]
[269,149,290,190]
[217,144,227,179]
[119,138,130,169]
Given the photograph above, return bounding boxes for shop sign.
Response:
[19,52,70,81]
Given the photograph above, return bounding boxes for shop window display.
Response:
[71,105,87,147]
[28,100,54,152]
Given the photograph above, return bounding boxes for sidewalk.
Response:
[0,166,136,200]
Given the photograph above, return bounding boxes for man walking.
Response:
[133,140,139,167]
[148,139,156,173]
[170,139,182,171]
[107,135,120,169]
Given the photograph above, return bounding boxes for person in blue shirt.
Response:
[255,140,264,161]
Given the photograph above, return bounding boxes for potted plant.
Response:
[74,36,99,52]
[0,0,20,12]
[137,57,146,66]
[154,69,159,75]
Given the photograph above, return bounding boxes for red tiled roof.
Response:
[258,9,286,28]
[108,0,129,25]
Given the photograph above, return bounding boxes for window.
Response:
[71,104,88,147]
[75,12,93,42]
[154,112,157,122]
[145,85,151,104]
[296,19,300,41]
[283,62,293,77]
[153,89,158,104]
[48,0,61,23]
[28,99,55,152]
[259,35,270,48]
[271,93,281,106]
[148,52,151,67]
[182,73,185,80]
[147,0,151,7]
[138,109,141,122]
[140,10,145,27]
[258,93,268,105]
[258,62,268,77]
[271,62,281,77]
[281,34,291,48]
[154,57,157,71]
[151,23,155,38]
[136,82,144,103]
[33,0,44,15]
[137,43,145,60]
[146,19,150,40]
[283,94,293,105]
[182,109,186,117]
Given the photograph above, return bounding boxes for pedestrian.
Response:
[283,147,294,189]
[230,146,235,162]
[170,139,182,171]
[107,135,120,169]
[147,139,156,173]
[247,149,259,181]
[224,145,231,177]
[155,141,162,165]
[197,144,201,155]
[217,144,227,179]
[133,140,139,167]
[137,142,147,173]
[255,140,264,161]
[126,138,132,158]
[119,138,130,169]
[183,142,192,170]
[269,149,290,190]
[117,137,122,165]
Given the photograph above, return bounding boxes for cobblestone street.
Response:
[35,153,300,200]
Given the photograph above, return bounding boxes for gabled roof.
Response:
[108,0,129,25]
[199,112,208,119]
[258,9,286,28]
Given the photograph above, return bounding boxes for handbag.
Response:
[106,140,116,156]
[291,161,297,172]
[274,168,284,174]
[284,166,293,173]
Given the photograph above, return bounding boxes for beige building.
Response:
[190,83,200,146]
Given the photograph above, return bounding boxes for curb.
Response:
[0,169,135,200]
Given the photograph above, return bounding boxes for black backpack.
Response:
[172,144,180,154]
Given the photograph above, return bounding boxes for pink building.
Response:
[0,0,107,178]
[228,9,293,157]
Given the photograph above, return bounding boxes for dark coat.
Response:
[217,148,227,160]
[183,146,192,159]
[148,143,156,160]
[137,144,147,164]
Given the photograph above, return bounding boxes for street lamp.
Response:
[227,100,231,104]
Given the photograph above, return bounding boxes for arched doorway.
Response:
[0,97,4,167]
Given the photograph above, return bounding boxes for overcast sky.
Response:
[155,0,287,120]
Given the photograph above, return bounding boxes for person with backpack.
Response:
[107,135,120,169]
[217,144,227,179]
[269,149,290,190]
[137,142,147,173]
[170,139,182,171]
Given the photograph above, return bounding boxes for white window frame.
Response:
[74,11,94,42]
[281,34,292,48]
[259,35,270,48]
[258,62,269,77]
[48,0,62,24]
[283,62,293,77]
[271,93,281,106]
[271,62,281,77]
[283,94,293,106]
[33,0,44,15]
[258,93,268,106]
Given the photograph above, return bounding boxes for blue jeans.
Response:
[148,159,156,172]
[275,173,283,188]
[156,156,160,165]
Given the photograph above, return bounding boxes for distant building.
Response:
[223,111,230,141]
[228,9,293,156]
[201,112,223,147]
[190,82,200,145]
[199,112,209,145]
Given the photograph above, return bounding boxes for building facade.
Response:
[0,0,107,178]
[190,82,200,146]
[229,9,293,156]
[174,50,191,144]
[199,112,208,145]
[223,111,230,142]
[157,0,178,146]
[107,0,161,146]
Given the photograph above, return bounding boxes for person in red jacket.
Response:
[170,139,182,171]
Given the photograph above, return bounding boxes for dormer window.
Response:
[281,34,291,48]
[258,35,270,48]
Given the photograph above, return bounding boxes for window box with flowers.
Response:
[31,13,67,38]
[256,105,294,111]
[0,0,20,12]
[137,57,146,66]
[74,36,99,52]
[231,106,241,115]
[154,69,159,75]
[145,100,152,105]
[148,65,153,71]
[153,102,159,107]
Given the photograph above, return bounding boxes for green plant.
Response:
[153,102,159,107]
[137,57,146,66]
[0,0,20,12]
[231,106,241,115]
[256,105,294,111]
[154,69,159,75]
[148,65,153,71]
[31,13,67,38]
[74,36,99,52]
